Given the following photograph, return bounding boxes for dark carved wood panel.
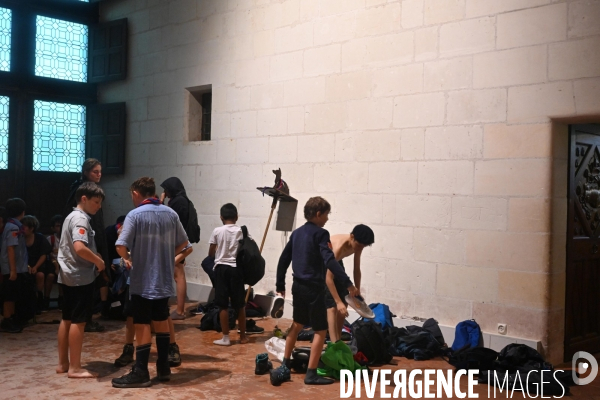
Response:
[566,124,600,361]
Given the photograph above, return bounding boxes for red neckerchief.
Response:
[7,218,25,237]
[137,197,161,207]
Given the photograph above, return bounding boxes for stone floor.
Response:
[1,306,598,399]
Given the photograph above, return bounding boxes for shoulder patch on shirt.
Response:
[11,231,18,237]
[79,228,86,235]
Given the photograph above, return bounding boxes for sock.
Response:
[135,343,151,372]
[304,368,334,385]
[156,333,170,368]
[213,335,231,346]
[282,357,292,369]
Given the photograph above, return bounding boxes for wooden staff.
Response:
[246,195,278,302]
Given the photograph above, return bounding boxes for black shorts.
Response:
[325,260,349,309]
[37,263,57,277]
[1,273,27,302]
[131,295,169,324]
[292,279,328,332]
[61,282,94,323]
[214,264,245,310]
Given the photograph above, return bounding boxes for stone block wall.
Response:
[98,0,600,363]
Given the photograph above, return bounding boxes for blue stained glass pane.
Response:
[33,100,86,172]
[0,8,11,72]
[0,96,8,170]
[35,16,88,82]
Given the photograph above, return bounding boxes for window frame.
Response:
[0,0,98,175]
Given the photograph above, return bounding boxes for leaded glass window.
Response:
[35,16,88,82]
[33,100,86,172]
[0,8,11,72]
[0,96,8,169]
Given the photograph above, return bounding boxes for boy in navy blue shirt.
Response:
[0,198,27,333]
[272,196,359,386]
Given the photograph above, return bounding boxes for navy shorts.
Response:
[292,279,328,332]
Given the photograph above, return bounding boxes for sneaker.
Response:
[85,320,106,333]
[189,304,204,315]
[156,363,171,382]
[269,364,291,386]
[255,353,273,375]
[170,310,186,320]
[0,317,23,333]
[114,344,135,367]
[168,343,182,367]
[238,320,265,335]
[112,366,152,388]
[271,296,285,319]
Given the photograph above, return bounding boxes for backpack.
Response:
[199,304,236,332]
[366,303,395,330]
[448,347,498,371]
[389,325,446,361]
[451,320,482,351]
[236,226,265,286]
[351,319,393,365]
[185,197,201,243]
[422,318,445,346]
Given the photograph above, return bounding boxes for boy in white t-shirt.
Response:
[209,203,248,346]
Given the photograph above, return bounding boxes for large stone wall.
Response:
[99,0,600,363]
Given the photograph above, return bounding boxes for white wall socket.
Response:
[497,323,507,335]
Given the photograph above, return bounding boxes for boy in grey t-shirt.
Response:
[56,182,106,378]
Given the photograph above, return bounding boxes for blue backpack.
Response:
[451,320,482,351]
[366,303,394,330]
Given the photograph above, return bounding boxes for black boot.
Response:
[114,344,135,367]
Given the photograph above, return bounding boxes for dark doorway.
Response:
[565,124,600,361]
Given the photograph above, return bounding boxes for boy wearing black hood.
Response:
[159,177,198,367]
[159,177,193,319]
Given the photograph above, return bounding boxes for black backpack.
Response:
[199,304,236,332]
[236,226,265,286]
[351,319,393,365]
[185,197,201,243]
[449,347,498,371]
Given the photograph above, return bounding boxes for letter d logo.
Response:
[572,351,598,385]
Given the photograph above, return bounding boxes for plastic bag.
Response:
[265,337,286,362]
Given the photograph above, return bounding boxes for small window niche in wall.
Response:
[185,85,212,142]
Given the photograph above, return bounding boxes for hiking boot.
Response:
[168,343,181,367]
[269,364,291,386]
[114,344,135,367]
[0,317,23,333]
[270,296,285,319]
[85,320,105,333]
[111,366,151,388]
[156,363,171,382]
[255,353,273,375]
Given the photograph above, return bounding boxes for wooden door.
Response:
[566,124,600,361]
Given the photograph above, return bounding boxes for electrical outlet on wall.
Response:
[497,323,507,335]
